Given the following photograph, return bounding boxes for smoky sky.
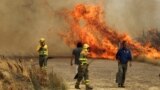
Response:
[105,0,160,36]
[0,0,160,56]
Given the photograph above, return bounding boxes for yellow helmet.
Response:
[83,44,89,49]
[40,38,45,42]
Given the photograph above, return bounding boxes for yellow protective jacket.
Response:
[37,45,48,56]
[79,49,89,65]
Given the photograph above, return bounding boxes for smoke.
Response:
[105,0,160,37]
[0,0,159,56]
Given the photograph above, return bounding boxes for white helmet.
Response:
[83,44,89,49]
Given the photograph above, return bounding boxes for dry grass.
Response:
[0,58,67,90]
[134,55,160,66]
[48,70,67,90]
[0,58,31,90]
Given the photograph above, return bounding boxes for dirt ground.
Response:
[42,58,160,90]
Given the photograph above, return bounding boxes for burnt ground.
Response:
[38,58,160,90]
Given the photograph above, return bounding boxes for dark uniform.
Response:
[72,47,82,74]
[72,48,82,65]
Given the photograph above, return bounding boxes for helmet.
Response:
[83,44,89,49]
[40,38,45,42]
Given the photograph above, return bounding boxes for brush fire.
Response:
[60,4,160,59]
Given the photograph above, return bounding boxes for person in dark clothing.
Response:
[71,42,83,74]
[116,41,132,88]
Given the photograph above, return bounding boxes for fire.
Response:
[60,4,160,59]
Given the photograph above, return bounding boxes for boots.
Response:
[86,84,93,90]
[75,82,80,89]
[118,83,125,88]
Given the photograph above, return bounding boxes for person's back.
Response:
[70,42,83,74]
[72,47,82,65]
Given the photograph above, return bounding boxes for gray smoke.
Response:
[105,0,160,37]
[0,0,159,56]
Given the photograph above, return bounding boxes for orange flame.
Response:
[60,4,160,59]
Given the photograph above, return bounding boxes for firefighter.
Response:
[116,41,132,88]
[75,44,93,90]
[37,38,48,69]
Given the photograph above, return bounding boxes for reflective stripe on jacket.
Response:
[79,49,88,65]
[37,45,48,56]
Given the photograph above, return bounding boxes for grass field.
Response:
[0,57,160,90]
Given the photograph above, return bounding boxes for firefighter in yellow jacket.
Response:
[37,38,48,69]
[75,44,93,89]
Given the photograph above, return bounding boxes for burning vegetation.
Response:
[136,28,160,51]
[60,4,160,59]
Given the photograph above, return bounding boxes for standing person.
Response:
[37,38,48,70]
[116,41,132,88]
[70,42,83,74]
[75,44,93,90]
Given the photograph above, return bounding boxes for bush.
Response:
[0,59,68,90]
[30,67,68,90]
